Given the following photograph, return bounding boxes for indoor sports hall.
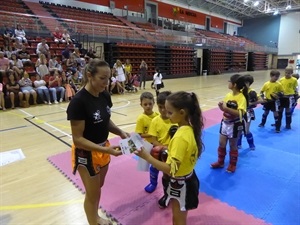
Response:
[1,0,299,225]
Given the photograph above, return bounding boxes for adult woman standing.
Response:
[139,59,148,89]
[67,59,129,225]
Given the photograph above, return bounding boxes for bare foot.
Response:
[97,217,112,225]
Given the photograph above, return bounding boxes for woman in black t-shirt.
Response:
[67,59,129,225]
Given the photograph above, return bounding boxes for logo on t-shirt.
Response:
[93,110,102,123]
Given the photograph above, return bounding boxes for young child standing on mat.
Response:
[258,70,284,132]
[135,91,203,225]
[278,67,298,129]
[145,91,178,209]
[67,59,129,225]
[210,74,248,173]
[237,74,262,150]
[135,92,159,144]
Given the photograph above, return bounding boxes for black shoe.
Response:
[275,129,280,133]
[258,123,265,127]
[286,124,291,129]
[158,194,168,209]
[271,123,275,126]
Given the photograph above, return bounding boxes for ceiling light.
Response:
[254,1,259,7]
[286,5,291,10]
[273,10,279,15]
[244,0,249,2]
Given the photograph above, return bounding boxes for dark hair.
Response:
[155,67,160,73]
[157,91,171,105]
[140,91,154,103]
[167,91,204,158]
[292,73,299,80]
[243,74,254,85]
[270,70,280,77]
[81,59,110,87]
[230,74,249,107]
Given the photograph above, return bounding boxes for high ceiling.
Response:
[169,0,300,19]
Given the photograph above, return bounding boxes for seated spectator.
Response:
[0,80,6,110]
[14,24,27,44]
[35,54,49,78]
[6,70,22,109]
[61,46,70,62]
[3,24,15,47]
[34,74,52,105]
[61,71,74,101]
[0,51,10,78]
[62,29,72,45]
[12,39,23,54]
[18,71,37,107]
[68,70,81,93]
[18,46,31,64]
[9,53,23,78]
[73,48,85,67]
[53,27,65,44]
[48,55,62,72]
[66,54,77,73]
[48,70,65,103]
[36,39,51,59]
[85,47,97,59]
[3,46,13,60]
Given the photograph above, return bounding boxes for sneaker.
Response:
[158,195,168,209]
[44,101,48,104]
[285,124,291,129]
[48,101,52,105]
[226,164,236,173]
[275,129,280,133]
[258,123,265,127]
[59,98,63,103]
[271,124,275,126]
[237,145,242,149]
[54,100,58,104]
[210,161,224,169]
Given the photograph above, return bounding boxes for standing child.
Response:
[135,92,159,143]
[291,73,300,114]
[237,74,262,150]
[135,91,203,225]
[258,70,284,132]
[144,91,177,209]
[278,67,298,129]
[153,68,163,97]
[211,74,248,173]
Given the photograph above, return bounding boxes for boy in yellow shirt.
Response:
[278,67,298,129]
[259,70,284,132]
[145,91,177,209]
[135,92,159,143]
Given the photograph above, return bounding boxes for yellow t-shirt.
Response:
[148,116,176,146]
[135,112,159,142]
[124,64,132,74]
[261,81,284,100]
[279,77,298,95]
[166,126,198,177]
[223,92,246,120]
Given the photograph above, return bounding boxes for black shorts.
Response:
[166,171,200,211]
[280,96,295,109]
[263,100,280,112]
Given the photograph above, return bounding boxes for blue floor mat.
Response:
[196,108,300,225]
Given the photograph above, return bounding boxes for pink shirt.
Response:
[0,57,9,71]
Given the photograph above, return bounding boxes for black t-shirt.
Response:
[67,88,113,144]
[18,50,30,58]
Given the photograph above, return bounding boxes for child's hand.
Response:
[134,147,150,161]
[119,130,130,139]
[218,101,224,111]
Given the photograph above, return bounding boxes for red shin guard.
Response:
[226,149,238,173]
[211,147,226,168]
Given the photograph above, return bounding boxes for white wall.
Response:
[278,12,300,55]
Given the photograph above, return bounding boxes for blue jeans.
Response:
[49,86,65,101]
[36,87,50,102]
